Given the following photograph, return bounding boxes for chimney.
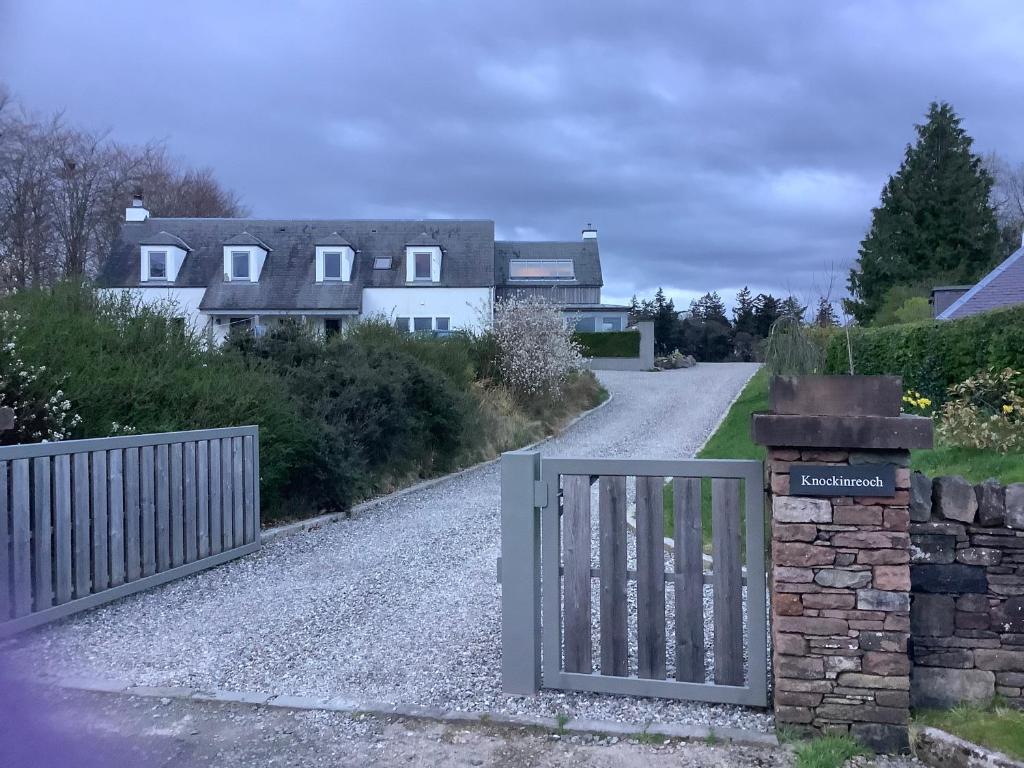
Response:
[581,223,597,240]
[126,190,150,222]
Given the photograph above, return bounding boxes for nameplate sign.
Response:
[790,463,895,497]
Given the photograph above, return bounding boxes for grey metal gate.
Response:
[0,426,260,637]
[500,450,767,707]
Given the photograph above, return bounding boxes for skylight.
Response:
[508,259,575,281]
[373,257,393,269]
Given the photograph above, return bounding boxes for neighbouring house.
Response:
[934,240,1024,320]
[98,197,628,342]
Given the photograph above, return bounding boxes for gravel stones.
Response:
[1,364,772,734]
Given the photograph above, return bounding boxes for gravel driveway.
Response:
[2,364,767,732]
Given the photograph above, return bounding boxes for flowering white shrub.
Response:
[937,367,1024,453]
[0,309,81,444]
[491,296,583,397]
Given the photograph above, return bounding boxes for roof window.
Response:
[509,259,575,281]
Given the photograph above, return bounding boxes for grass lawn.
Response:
[663,368,769,548]
[911,446,1024,484]
[915,702,1024,761]
[790,735,867,768]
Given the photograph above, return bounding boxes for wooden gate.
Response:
[500,451,767,707]
[0,426,260,637]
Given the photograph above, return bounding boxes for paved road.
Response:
[3,365,764,730]
[2,684,794,768]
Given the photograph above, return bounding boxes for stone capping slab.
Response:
[263,392,615,544]
[770,375,903,418]
[40,674,779,748]
[751,413,934,450]
[913,726,1024,768]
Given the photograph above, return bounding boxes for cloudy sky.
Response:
[2,1,1022,309]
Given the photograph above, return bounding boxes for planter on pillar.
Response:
[752,375,933,754]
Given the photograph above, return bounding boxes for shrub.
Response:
[937,368,1024,452]
[573,330,640,358]
[764,315,823,375]
[824,305,1024,404]
[492,296,583,398]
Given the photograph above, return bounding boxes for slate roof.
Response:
[494,240,602,286]
[223,231,272,250]
[938,246,1024,320]
[98,218,496,312]
[315,232,351,247]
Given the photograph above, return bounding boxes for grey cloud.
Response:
[2,0,1022,306]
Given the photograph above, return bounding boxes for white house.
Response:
[98,197,629,341]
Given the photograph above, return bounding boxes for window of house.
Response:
[414,252,431,280]
[395,316,410,332]
[323,252,342,280]
[149,251,167,280]
[602,316,623,331]
[574,317,596,332]
[508,259,575,281]
[435,317,450,333]
[373,257,393,270]
[229,316,253,331]
[231,251,250,280]
[324,317,341,336]
[413,317,432,332]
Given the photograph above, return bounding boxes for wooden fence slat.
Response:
[711,478,744,686]
[184,442,197,563]
[242,435,255,544]
[155,444,170,571]
[124,448,142,581]
[673,477,705,683]
[53,455,72,604]
[140,446,156,577]
[221,439,233,551]
[32,457,53,611]
[11,459,32,617]
[636,475,666,680]
[90,451,109,592]
[231,437,244,549]
[209,440,222,555]
[598,475,628,677]
[0,462,9,620]
[562,475,592,674]
[108,450,125,587]
[169,443,184,567]
[72,453,91,599]
[197,441,210,558]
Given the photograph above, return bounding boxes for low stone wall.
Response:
[909,474,1024,708]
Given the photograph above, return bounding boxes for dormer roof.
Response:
[406,231,440,247]
[139,231,192,251]
[316,232,352,247]
[224,231,272,251]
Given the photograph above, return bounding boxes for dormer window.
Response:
[222,232,271,283]
[509,259,575,281]
[323,252,343,280]
[404,232,442,283]
[414,252,431,280]
[148,251,167,280]
[139,231,191,283]
[315,232,354,283]
[231,251,250,280]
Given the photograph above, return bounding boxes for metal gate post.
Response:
[500,449,542,694]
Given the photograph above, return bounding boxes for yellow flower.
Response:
[1003,404,1014,414]
[920,398,931,407]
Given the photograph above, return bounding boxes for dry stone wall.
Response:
[909,473,1024,709]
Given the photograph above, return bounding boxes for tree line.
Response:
[0,84,246,289]
[630,287,838,362]
[847,101,1024,325]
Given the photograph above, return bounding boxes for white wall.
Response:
[361,287,492,331]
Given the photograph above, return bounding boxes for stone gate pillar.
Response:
[752,375,933,753]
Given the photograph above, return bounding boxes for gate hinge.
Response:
[534,480,549,509]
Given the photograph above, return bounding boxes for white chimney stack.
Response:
[126,192,150,222]
[581,223,597,240]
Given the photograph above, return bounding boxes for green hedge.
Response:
[574,330,640,358]
[824,305,1024,403]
